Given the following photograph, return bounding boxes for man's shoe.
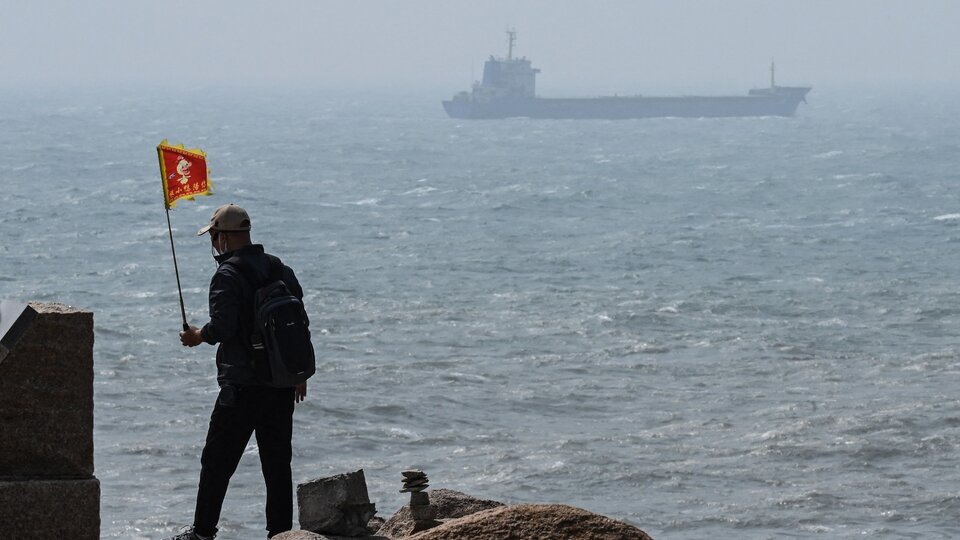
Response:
[164,526,215,540]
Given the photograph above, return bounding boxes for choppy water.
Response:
[3,86,960,539]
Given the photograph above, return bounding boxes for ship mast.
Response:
[506,28,516,60]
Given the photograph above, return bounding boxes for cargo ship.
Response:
[443,31,811,120]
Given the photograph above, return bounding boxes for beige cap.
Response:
[197,204,251,236]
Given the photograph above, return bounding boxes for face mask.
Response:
[211,232,225,261]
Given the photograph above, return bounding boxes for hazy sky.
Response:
[2,1,957,94]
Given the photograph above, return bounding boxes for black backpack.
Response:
[226,255,316,387]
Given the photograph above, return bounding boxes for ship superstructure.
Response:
[443,30,811,120]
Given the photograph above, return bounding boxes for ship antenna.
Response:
[506,28,516,60]
[770,60,776,88]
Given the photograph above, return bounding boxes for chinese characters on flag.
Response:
[157,140,212,209]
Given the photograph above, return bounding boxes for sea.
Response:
[3,84,960,539]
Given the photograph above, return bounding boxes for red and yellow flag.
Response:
[157,140,212,209]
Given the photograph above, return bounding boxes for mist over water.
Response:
[3,86,960,538]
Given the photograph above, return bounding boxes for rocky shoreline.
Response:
[278,473,653,540]
[0,305,653,539]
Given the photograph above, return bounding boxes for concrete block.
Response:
[297,469,377,536]
[0,477,100,539]
[0,303,94,477]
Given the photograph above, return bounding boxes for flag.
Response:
[157,140,212,209]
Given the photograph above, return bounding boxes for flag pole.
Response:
[165,205,190,331]
[158,139,211,332]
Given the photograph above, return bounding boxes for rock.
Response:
[378,508,442,536]
[376,506,416,538]
[404,478,429,488]
[0,303,94,477]
[427,489,504,519]
[272,531,390,540]
[298,469,378,537]
[367,515,386,533]
[272,532,328,540]
[400,470,429,493]
[273,516,386,540]
[272,532,390,540]
[377,489,504,539]
[409,504,654,540]
[408,491,429,506]
[409,504,437,522]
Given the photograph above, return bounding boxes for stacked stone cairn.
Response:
[401,469,440,532]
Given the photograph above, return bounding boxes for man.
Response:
[168,203,308,540]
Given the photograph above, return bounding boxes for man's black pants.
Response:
[193,385,295,538]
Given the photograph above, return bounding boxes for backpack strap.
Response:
[266,255,284,282]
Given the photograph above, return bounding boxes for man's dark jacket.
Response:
[200,244,304,386]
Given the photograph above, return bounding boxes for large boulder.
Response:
[428,489,505,519]
[377,489,504,538]
[298,469,378,536]
[375,506,414,538]
[409,504,653,540]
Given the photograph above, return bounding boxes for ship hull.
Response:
[443,87,811,119]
